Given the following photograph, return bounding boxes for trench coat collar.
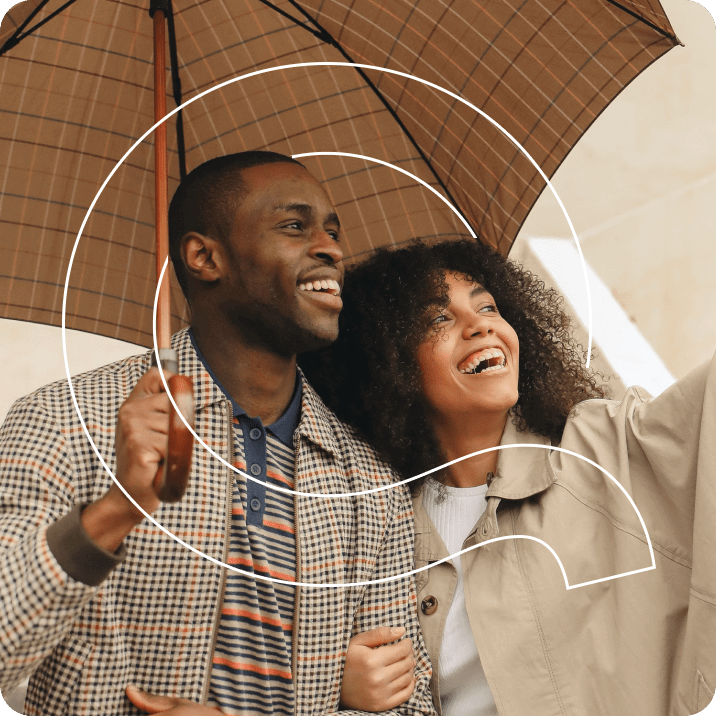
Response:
[487,415,557,500]
[414,414,557,540]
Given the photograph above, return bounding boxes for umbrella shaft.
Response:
[154,9,171,349]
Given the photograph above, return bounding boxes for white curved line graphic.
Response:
[144,284,657,589]
[290,151,477,238]
[416,535,655,592]
[60,62,602,585]
[62,62,594,499]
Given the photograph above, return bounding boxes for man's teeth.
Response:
[458,348,507,374]
[298,279,341,296]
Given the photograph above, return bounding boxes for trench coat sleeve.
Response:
[334,484,437,716]
[628,353,716,711]
[0,395,102,692]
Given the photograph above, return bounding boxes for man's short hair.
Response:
[168,151,306,299]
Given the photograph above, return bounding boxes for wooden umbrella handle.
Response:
[154,374,194,503]
[151,348,194,503]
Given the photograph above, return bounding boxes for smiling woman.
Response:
[302,239,606,487]
[415,274,520,477]
[300,238,716,716]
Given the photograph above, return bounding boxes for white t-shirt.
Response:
[421,479,499,716]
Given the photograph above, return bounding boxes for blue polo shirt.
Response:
[190,330,301,715]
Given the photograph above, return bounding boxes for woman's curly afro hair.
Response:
[299,239,608,489]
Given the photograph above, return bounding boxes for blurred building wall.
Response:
[515,0,716,382]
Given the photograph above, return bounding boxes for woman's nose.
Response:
[462,312,493,339]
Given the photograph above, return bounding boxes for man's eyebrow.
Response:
[326,211,341,230]
[273,202,312,217]
[272,203,341,230]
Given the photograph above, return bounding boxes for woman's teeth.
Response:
[458,348,507,374]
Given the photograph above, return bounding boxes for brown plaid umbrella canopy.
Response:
[0,0,678,348]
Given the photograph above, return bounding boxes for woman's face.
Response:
[415,272,520,423]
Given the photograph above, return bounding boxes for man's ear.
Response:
[181,232,223,285]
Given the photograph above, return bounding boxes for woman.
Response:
[300,239,716,716]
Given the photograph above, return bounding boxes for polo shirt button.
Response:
[249,428,262,440]
[250,464,261,476]
[250,498,261,511]
[421,596,438,615]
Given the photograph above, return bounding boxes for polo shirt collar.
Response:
[187,328,302,444]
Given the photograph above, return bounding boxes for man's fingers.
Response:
[128,367,173,400]
[125,685,188,713]
[125,685,221,715]
[349,626,405,649]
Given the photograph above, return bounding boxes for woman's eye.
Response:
[479,304,498,313]
[286,220,302,230]
[431,314,448,324]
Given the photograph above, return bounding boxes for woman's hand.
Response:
[340,626,416,712]
[126,684,221,714]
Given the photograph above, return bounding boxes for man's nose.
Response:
[309,229,343,264]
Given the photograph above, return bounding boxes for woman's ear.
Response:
[181,232,222,285]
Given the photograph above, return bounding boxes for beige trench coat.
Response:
[414,354,716,716]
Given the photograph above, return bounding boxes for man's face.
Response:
[218,162,344,355]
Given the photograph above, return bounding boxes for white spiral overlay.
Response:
[58,62,631,588]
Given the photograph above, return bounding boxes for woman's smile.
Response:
[416,273,520,420]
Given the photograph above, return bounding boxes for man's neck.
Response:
[191,321,297,425]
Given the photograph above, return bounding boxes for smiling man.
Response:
[0,152,435,716]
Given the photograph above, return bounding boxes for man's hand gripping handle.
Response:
[152,348,194,503]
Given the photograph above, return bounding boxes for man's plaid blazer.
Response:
[0,328,435,715]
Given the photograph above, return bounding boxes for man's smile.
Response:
[297,283,343,310]
[297,272,343,310]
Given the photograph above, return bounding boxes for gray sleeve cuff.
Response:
[46,504,127,586]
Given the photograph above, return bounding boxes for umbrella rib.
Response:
[254,0,331,41]
[604,0,680,44]
[269,0,479,241]
[0,0,80,57]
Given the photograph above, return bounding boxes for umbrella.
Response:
[0,0,679,350]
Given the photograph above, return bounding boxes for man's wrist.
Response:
[46,503,128,586]
[81,492,144,552]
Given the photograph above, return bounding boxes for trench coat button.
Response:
[421,596,438,615]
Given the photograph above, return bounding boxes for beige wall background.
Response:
[513,0,716,384]
[1,0,715,425]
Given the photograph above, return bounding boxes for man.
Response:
[0,152,434,715]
